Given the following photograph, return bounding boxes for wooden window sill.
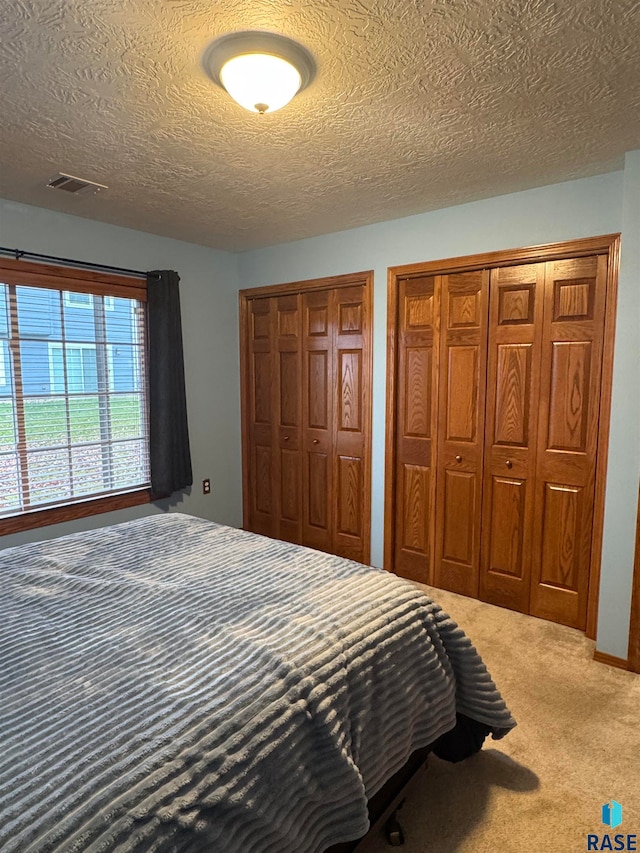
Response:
[0,489,152,537]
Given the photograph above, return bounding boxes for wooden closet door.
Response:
[393,276,440,583]
[529,255,608,629]
[434,270,489,597]
[302,289,334,552]
[333,285,370,563]
[480,263,545,613]
[275,294,302,544]
[247,297,276,537]
[243,274,372,561]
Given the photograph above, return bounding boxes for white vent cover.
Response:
[46,172,108,195]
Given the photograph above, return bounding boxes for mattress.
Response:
[0,513,515,852]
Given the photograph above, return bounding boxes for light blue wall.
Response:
[0,199,243,548]
[598,151,640,658]
[237,168,639,659]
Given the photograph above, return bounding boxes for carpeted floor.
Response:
[356,584,640,853]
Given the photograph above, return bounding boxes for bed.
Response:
[0,513,515,852]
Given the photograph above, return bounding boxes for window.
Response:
[0,259,150,527]
[48,342,98,394]
[63,291,115,311]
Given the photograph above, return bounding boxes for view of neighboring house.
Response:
[0,286,140,398]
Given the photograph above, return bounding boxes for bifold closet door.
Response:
[246,295,303,543]
[247,297,276,538]
[302,285,370,562]
[302,289,334,553]
[275,294,303,544]
[388,244,613,631]
[480,263,545,614]
[244,278,371,562]
[481,255,608,629]
[433,270,489,597]
[392,276,440,583]
[332,285,370,563]
[529,255,608,630]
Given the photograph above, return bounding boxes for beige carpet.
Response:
[356,585,640,853]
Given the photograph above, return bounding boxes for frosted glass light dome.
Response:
[220,53,302,114]
[201,32,316,115]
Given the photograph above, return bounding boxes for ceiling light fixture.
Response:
[201,31,316,114]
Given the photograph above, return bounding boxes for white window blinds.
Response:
[0,282,150,518]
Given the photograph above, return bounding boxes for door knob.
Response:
[283,435,289,441]
[455,455,462,463]
[506,460,513,469]
[312,439,319,445]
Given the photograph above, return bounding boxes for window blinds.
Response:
[0,283,150,517]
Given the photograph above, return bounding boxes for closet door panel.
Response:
[253,443,274,517]
[337,455,362,538]
[333,285,369,562]
[446,346,478,441]
[530,255,607,629]
[434,270,489,597]
[275,294,302,543]
[303,290,333,552]
[493,344,532,447]
[308,352,329,427]
[280,449,300,522]
[247,298,276,536]
[400,463,431,555]
[308,452,329,528]
[338,350,362,431]
[442,469,476,564]
[480,264,545,612]
[279,352,299,427]
[253,352,272,425]
[486,476,526,577]
[546,341,591,451]
[539,483,583,590]
[394,277,439,582]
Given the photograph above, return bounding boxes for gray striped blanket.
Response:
[0,513,515,852]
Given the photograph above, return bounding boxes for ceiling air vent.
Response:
[46,172,108,195]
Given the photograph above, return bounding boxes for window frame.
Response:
[0,257,151,535]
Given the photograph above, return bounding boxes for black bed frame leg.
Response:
[385,798,406,846]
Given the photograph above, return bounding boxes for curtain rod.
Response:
[0,246,156,279]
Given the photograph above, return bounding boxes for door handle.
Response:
[506,460,513,469]
[312,439,319,445]
[455,455,462,463]
[283,435,289,441]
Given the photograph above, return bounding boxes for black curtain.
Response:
[147,270,193,498]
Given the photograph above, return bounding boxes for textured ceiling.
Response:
[1,0,639,251]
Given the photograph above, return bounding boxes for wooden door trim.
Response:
[628,481,640,673]
[385,235,621,644]
[585,235,621,639]
[239,271,373,563]
[239,292,252,531]
[388,235,621,280]
[239,270,372,300]
[383,266,401,572]
[593,650,630,671]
